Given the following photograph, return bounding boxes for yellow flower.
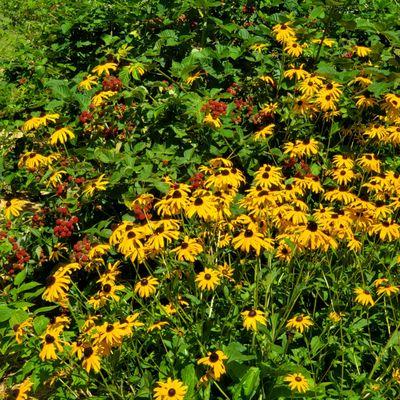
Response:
[284,41,303,57]
[286,314,314,333]
[78,75,98,90]
[22,113,59,131]
[92,62,118,76]
[134,276,159,298]
[328,311,345,323]
[172,236,203,262]
[203,113,222,128]
[241,309,267,331]
[250,43,268,53]
[42,274,71,303]
[13,317,33,344]
[354,45,372,57]
[253,124,275,140]
[39,330,63,360]
[153,378,188,400]
[128,62,145,78]
[147,321,169,332]
[186,71,203,85]
[91,91,117,106]
[272,22,296,45]
[1,198,29,219]
[354,287,375,307]
[284,373,310,393]
[50,127,75,145]
[198,350,228,380]
[82,346,101,373]
[195,268,220,291]
[82,174,109,197]
[311,38,335,47]
[10,378,33,400]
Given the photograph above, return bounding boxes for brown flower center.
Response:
[168,388,176,397]
[140,278,148,286]
[45,334,55,344]
[103,284,112,293]
[204,273,211,280]
[248,310,257,317]
[209,352,219,362]
[244,229,254,238]
[307,221,318,232]
[84,347,94,358]
[194,198,203,206]
[295,316,303,322]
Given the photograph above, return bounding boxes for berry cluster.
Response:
[102,76,123,92]
[54,216,79,238]
[189,172,205,190]
[73,237,91,264]
[3,236,30,275]
[201,100,227,118]
[133,200,153,221]
[79,110,93,124]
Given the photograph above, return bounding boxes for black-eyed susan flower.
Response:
[78,74,98,90]
[329,311,345,323]
[92,62,118,76]
[172,236,203,262]
[284,41,303,57]
[18,151,49,171]
[253,124,275,141]
[185,195,218,220]
[22,113,59,131]
[286,314,314,333]
[284,373,309,393]
[232,227,274,255]
[82,174,109,197]
[195,268,220,291]
[13,317,33,344]
[1,198,29,219]
[354,287,375,306]
[42,274,71,303]
[354,45,371,57]
[272,23,296,45]
[9,378,33,400]
[241,309,267,331]
[283,64,309,80]
[82,346,101,373]
[91,90,116,106]
[203,113,222,128]
[49,127,75,145]
[197,350,228,380]
[39,330,63,360]
[369,219,400,241]
[153,378,187,400]
[134,276,159,298]
[217,263,234,281]
[147,321,169,332]
[373,279,399,297]
[357,154,381,173]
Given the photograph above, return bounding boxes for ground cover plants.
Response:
[1,0,400,398]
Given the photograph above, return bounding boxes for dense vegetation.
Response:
[1,0,400,399]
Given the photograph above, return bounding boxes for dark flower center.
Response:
[325,95,331,100]
[365,154,372,160]
[295,376,302,382]
[295,316,303,322]
[248,310,257,317]
[194,198,203,206]
[127,231,136,239]
[180,242,189,249]
[155,226,164,234]
[46,276,56,286]
[5,201,11,207]
[45,334,55,344]
[141,278,148,286]
[326,83,333,90]
[204,273,211,280]
[103,284,112,293]
[172,190,182,198]
[382,221,390,227]
[106,324,114,332]
[307,221,318,232]
[168,388,176,397]
[244,229,254,238]
[262,172,270,179]
[221,169,229,176]
[84,347,94,358]
[209,352,219,362]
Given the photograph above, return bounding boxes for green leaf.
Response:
[14,269,27,286]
